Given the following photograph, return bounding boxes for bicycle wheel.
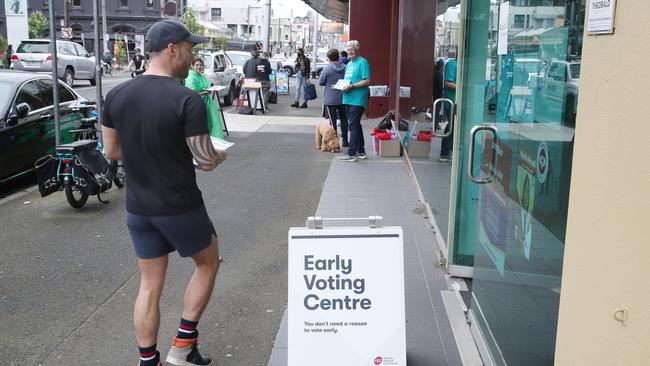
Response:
[65,182,89,209]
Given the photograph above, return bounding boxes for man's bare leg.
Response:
[134,255,169,347]
[183,234,220,321]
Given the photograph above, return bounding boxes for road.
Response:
[0,74,331,365]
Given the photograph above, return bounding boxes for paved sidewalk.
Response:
[268,120,463,365]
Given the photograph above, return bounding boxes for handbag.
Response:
[398,117,409,131]
[376,111,394,131]
[306,83,317,101]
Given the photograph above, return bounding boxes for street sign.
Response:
[288,226,406,366]
[587,0,617,34]
[61,27,73,39]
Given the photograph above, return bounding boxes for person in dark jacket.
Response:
[256,52,273,110]
[340,50,349,65]
[433,58,445,130]
[319,49,348,147]
[242,51,260,78]
[291,48,311,108]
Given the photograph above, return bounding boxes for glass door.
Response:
[451,0,585,364]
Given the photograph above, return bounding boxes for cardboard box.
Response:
[407,140,431,158]
[380,139,402,157]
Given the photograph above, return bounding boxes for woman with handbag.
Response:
[291,48,311,108]
[184,58,225,139]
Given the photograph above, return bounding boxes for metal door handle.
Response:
[467,124,498,184]
[433,98,454,138]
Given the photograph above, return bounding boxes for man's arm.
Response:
[186,134,227,171]
[101,125,122,161]
[444,80,456,91]
[342,78,370,92]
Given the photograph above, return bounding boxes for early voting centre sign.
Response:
[288,226,406,365]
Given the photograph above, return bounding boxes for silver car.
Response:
[11,39,97,87]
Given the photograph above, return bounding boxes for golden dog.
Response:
[315,121,340,153]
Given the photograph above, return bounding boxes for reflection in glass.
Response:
[455,0,585,364]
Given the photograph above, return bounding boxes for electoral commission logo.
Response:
[373,356,398,365]
[536,141,548,184]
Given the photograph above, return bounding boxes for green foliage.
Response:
[180,9,204,37]
[180,9,205,54]
[0,34,8,68]
[212,36,228,51]
[28,11,49,39]
[115,40,126,65]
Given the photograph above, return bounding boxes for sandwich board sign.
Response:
[288,226,406,366]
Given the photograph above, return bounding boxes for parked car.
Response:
[225,50,250,79]
[532,59,580,125]
[10,39,97,87]
[200,50,240,106]
[280,54,298,76]
[0,71,88,183]
[314,56,328,77]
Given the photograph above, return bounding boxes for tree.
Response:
[180,9,204,37]
[0,34,8,68]
[28,11,49,39]
[181,9,206,53]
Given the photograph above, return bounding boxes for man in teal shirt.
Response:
[337,40,371,162]
[440,58,457,162]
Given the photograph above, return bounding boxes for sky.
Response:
[272,0,318,20]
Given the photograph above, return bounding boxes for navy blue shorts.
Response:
[126,205,216,259]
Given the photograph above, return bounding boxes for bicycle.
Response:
[101,62,116,78]
[35,100,125,209]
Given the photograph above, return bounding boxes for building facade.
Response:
[305,0,649,365]
[0,0,164,55]
[188,0,263,40]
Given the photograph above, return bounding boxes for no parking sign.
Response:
[288,226,406,365]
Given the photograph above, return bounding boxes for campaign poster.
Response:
[515,148,536,259]
[269,72,277,93]
[478,134,512,276]
[276,70,290,94]
[5,0,25,15]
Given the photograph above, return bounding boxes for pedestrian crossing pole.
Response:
[48,0,61,146]
[93,0,104,144]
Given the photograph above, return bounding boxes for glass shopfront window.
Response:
[451,0,584,364]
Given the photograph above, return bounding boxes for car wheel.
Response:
[89,73,97,86]
[64,69,74,87]
[223,82,235,106]
[283,66,293,75]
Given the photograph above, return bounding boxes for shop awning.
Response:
[301,0,460,24]
[196,20,234,37]
[301,0,349,23]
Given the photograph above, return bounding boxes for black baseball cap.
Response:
[145,20,207,52]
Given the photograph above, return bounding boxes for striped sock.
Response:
[177,318,198,340]
[138,344,159,366]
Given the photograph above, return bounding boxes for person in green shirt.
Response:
[184,58,225,139]
[337,40,371,162]
[440,58,457,162]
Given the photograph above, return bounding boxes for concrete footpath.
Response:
[268,119,464,365]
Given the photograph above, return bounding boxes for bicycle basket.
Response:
[35,155,61,197]
[75,149,114,195]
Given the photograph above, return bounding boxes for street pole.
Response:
[261,0,271,52]
[64,0,70,27]
[289,9,293,54]
[311,13,318,72]
[48,0,61,146]
[93,0,103,144]
[101,0,108,55]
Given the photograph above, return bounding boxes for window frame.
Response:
[118,0,129,9]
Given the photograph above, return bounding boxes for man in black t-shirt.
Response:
[128,48,146,77]
[256,52,272,110]
[102,20,226,366]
